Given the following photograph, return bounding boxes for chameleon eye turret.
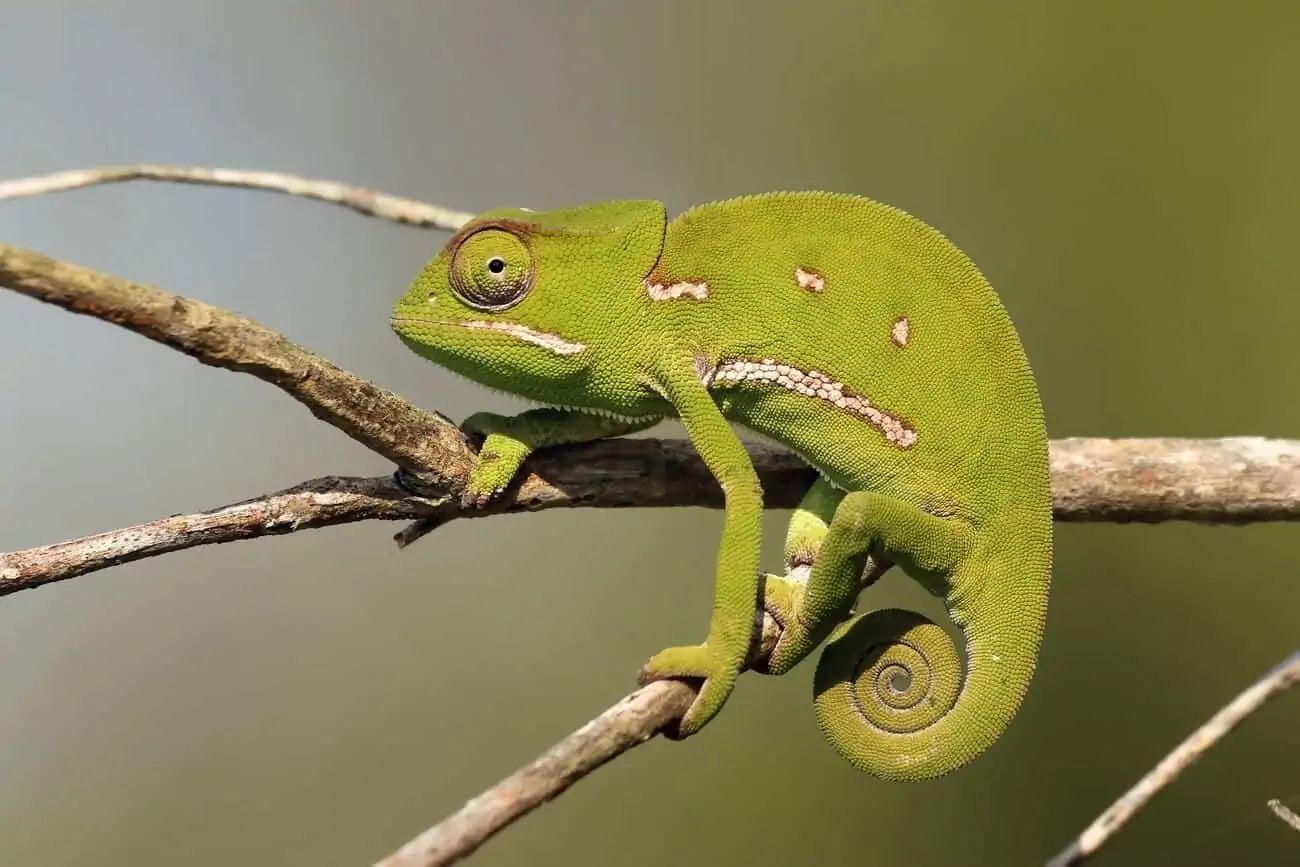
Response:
[448,226,535,312]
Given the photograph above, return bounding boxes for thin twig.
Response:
[1045,651,1300,867]
[0,164,474,230]
[0,475,435,596]
[374,605,787,867]
[372,681,694,867]
[1268,798,1300,833]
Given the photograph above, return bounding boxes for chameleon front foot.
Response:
[461,431,531,508]
[638,643,742,738]
[456,408,663,509]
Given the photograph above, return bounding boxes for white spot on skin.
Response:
[892,316,910,347]
[644,279,710,301]
[712,357,917,448]
[795,267,825,293]
[453,320,587,355]
[785,563,813,587]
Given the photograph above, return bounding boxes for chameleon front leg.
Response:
[460,407,661,508]
[636,358,765,737]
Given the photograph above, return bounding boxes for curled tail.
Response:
[812,558,1049,781]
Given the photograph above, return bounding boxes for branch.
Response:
[1268,798,1300,834]
[0,475,433,596]
[0,243,475,486]
[5,429,1300,596]
[1045,651,1300,867]
[372,579,801,867]
[372,681,694,867]
[0,164,473,230]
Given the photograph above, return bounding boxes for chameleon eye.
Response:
[448,228,534,312]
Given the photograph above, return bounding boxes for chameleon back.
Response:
[647,191,1050,528]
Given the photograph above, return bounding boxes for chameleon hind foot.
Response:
[755,477,865,676]
[760,573,842,675]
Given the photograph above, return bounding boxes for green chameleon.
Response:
[390,192,1052,781]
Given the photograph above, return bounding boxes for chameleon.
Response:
[390,192,1052,781]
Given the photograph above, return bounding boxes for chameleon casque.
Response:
[390,192,1052,781]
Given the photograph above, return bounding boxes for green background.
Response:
[1,2,1297,865]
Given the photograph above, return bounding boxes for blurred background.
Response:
[2,2,1298,865]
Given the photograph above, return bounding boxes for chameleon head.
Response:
[391,200,667,410]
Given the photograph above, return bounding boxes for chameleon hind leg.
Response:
[757,478,865,676]
[759,482,980,780]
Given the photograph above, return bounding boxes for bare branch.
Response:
[1045,651,1300,867]
[5,434,1300,597]
[0,243,475,486]
[372,681,694,867]
[1047,435,1300,523]
[373,599,793,867]
[1268,798,1300,834]
[0,164,473,230]
[0,475,435,596]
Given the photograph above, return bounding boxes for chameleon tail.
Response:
[812,562,1048,781]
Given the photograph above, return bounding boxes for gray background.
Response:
[2,2,1298,865]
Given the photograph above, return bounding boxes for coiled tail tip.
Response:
[813,604,1040,782]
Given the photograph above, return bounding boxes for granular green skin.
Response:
[391,191,1052,780]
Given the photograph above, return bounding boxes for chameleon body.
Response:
[390,192,1052,780]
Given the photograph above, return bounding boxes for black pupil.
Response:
[487,257,506,274]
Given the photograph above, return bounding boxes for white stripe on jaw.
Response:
[455,320,587,355]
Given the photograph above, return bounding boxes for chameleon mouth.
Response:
[390,316,587,356]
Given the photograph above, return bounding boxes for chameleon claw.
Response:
[458,489,496,510]
[461,443,520,509]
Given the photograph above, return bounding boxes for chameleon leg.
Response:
[459,407,661,508]
[792,490,1034,782]
[637,359,765,738]
[758,477,863,676]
